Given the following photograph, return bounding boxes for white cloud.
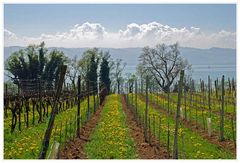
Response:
[4,29,18,39]
[119,23,141,38]
[4,22,236,49]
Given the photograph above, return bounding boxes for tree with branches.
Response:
[66,55,79,90]
[138,42,191,93]
[111,59,126,94]
[99,52,111,94]
[77,48,100,91]
[5,42,67,89]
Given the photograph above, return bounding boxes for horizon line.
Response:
[4,45,237,50]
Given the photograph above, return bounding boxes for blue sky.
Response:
[4,4,236,48]
[5,4,236,36]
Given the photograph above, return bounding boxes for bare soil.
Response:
[59,95,170,159]
[59,99,106,159]
[121,95,169,159]
[139,95,236,156]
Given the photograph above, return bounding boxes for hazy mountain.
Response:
[4,46,236,65]
[4,46,236,81]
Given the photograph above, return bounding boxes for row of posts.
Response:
[39,65,100,159]
[126,71,231,159]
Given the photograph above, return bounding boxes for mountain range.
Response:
[4,46,236,81]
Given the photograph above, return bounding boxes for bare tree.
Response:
[111,59,126,94]
[125,73,137,93]
[139,42,191,93]
[66,55,79,90]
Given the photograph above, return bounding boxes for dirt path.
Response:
[59,99,106,159]
[139,95,236,156]
[121,95,169,159]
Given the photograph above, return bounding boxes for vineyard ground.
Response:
[60,94,167,159]
[59,98,106,158]
[4,93,236,159]
[141,95,236,154]
[121,95,169,159]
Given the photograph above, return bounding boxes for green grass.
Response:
[4,95,98,159]
[84,94,138,159]
[127,93,235,159]
[147,93,236,141]
[169,92,236,114]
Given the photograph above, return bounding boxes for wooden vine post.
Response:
[220,75,225,141]
[93,88,96,113]
[144,76,149,142]
[87,79,90,120]
[38,78,42,123]
[135,80,138,116]
[131,81,134,105]
[184,78,187,120]
[215,79,218,99]
[97,81,100,107]
[207,75,212,136]
[77,75,81,137]
[5,83,8,118]
[201,80,205,130]
[167,85,170,157]
[189,79,192,123]
[173,70,184,159]
[39,65,67,159]
[232,78,235,98]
